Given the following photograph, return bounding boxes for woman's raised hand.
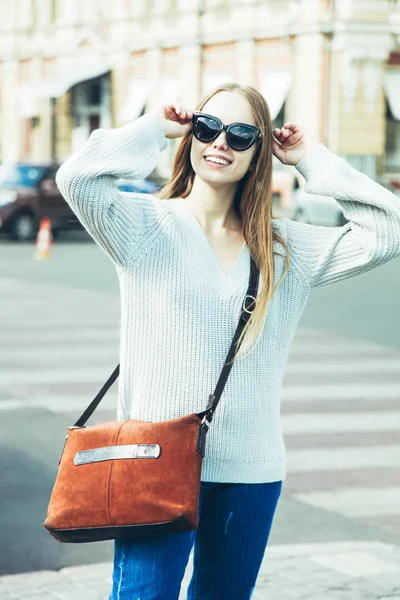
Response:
[150,102,193,140]
[272,122,317,166]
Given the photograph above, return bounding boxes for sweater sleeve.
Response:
[282,143,400,288]
[55,114,168,266]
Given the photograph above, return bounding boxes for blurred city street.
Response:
[1,233,400,598]
[1,0,400,596]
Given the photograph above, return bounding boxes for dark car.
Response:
[0,163,161,242]
[0,163,78,241]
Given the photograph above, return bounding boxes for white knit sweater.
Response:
[56,114,400,484]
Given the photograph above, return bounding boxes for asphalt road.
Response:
[1,231,400,576]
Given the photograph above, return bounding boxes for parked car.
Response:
[0,163,74,241]
[292,183,349,227]
[293,175,399,227]
[0,163,160,241]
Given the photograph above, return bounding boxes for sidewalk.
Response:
[1,541,400,599]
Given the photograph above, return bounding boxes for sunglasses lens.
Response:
[193,116,220,143]
[227,125,256,151]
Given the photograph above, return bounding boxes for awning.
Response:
[259,69,292,120]
[385,70,400,121]
[117,79,149,124]
[18,64,111,118]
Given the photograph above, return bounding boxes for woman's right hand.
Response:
[150,102,193,140]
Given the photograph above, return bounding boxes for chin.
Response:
[197,166,236,186]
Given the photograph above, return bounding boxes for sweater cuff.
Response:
[138,113,168,153]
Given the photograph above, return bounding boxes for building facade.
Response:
[0,0,399,194]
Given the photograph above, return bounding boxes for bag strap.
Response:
[197,254,259,426]
[74,255,260,428]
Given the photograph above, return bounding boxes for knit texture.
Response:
[56,114,400,484]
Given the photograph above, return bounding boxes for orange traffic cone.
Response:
[34,217,53,260]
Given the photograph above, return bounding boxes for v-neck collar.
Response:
[168,198,251,297]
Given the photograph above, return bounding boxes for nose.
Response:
[212,131,229,151]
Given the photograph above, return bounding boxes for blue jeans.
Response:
[109,480,282,600]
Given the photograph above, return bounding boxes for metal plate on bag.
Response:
[73,444,160,465]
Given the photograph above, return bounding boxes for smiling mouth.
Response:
[204,156,232,167]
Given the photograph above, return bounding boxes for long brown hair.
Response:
[158,82,291,362]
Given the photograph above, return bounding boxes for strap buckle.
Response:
[201,414,212,431]
[243,294,257,314]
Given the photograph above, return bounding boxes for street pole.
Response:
[50,96,56,162]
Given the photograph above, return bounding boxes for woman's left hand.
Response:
[272,122,317,166]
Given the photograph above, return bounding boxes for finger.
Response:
[273,129,284,143]
[284,123,302,136]
[272,135,283,148]
[164,103,181,118]
[164,104,179,121]
[275,132,289,144]
[280,128,301,142]
[283,131,305,144]
[275,127,287,139]
[165,103,190,124]
[174,103,186,118]
[271,139,287,163]
[177,113,192,125]
[173,104,193,124]
[180,107,193,121]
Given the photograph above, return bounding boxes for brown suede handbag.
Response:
[44,257,260,543]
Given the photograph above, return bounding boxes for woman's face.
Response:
[190,91,258,187]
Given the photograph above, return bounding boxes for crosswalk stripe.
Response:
[0,312,119,322]
[287,445,400,473]
[281,382,400,402]
[0,391,119,412]
[0,367,117,386]
[288,344,395,356]
[293,487,400,518]
[0,347,118,363]
[0,324,119,334]
[281,411,400,434]
[0,330,120,343]
[284,357,400,375]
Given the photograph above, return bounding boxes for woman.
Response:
[56,82,400,599]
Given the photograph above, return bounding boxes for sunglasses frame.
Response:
[192,111,261,151]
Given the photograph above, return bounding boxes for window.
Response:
[88,82,101,105]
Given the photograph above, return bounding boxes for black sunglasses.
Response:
[192,112,261,152]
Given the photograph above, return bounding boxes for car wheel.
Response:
[293,208,311,224]
[10,212,38,241]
